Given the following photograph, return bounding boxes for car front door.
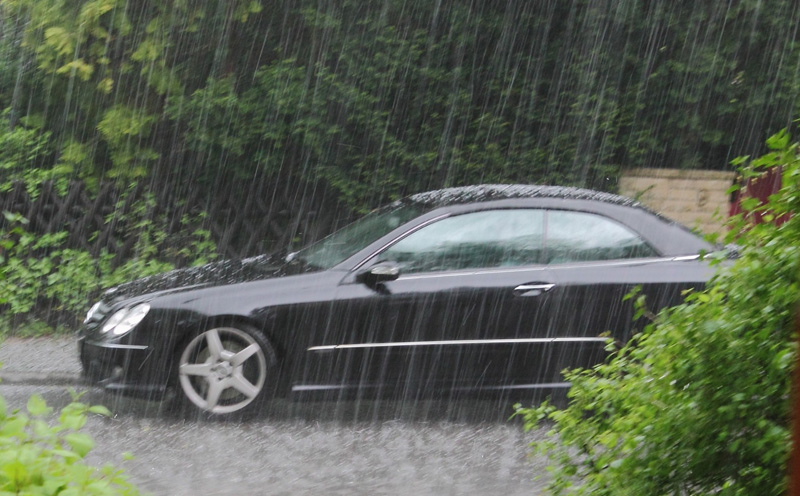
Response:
[303,208,562,397]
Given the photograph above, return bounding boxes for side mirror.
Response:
[356,262,401,286]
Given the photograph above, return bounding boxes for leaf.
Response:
[766,128,789,150]
[1,415,27,437]
[2,460,28,485]
[60,409,87,431]
[43,27,73,55]
[64,433,94,458]
[51,449,81,461]
[97,77,114,94]
[88,405,112,417]
[33,419,53,438]
[2,211,27,224]
[55,59,94,81]
[730,155,750,166]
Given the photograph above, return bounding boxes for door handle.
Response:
[513,283,555,296]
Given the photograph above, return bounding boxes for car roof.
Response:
[408,184,645,210]
[408,183,687,224]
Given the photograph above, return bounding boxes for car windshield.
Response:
[292,202,428,270]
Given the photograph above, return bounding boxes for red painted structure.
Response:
[729,167,789,225]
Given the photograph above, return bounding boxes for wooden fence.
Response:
[0,180,345,265]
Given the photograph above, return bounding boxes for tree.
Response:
[3,1,800,211]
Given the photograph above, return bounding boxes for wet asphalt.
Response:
[0,337,548,495]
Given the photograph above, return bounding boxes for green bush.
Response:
[0,107,217,333]
[0,205,217,333]
[0,391,140,495]
[515,129,800,495]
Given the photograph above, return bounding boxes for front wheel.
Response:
[175,325,276,417]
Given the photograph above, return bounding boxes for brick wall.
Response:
[619,168,736,235]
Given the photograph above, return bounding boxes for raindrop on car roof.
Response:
[407,184,643,209]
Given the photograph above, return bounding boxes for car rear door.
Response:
[537,209,714,376]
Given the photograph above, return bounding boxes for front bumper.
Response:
[79,336,170,399]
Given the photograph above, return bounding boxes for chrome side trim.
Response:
[454,382,571,391]
[291,382,572,393]
[672,254,701,261]
[398,265,547,280]
[308,337,607,352]
[85,341,149,351]
[292,385,350,392]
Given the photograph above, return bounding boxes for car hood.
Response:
[102,254,313,303]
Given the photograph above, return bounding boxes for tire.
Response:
[173,324,277,419]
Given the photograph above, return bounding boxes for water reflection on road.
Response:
[0,384,547,495]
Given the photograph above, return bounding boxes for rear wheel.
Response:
[175,325,276,417]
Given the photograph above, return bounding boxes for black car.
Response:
[79,184,716,417]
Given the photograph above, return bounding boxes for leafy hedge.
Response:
[515,130,800,494]
[2,1,800,211]
[0,207,216,333]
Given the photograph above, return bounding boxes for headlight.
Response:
[101,303,151,337]
[84,301,102,323]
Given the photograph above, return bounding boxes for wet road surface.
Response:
[0,338,548,495]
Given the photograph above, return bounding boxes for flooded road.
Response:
[0,338,547,495]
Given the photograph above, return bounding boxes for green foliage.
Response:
[0,194,217,331]
[0,391,139,495]
[0,111,72,195]
[1,0,269,178]
[0,97,217,332]
[515,129,800,495]
[96,106,158,178]
[4,0,800,211]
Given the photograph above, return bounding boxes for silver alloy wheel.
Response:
[178,327,268,415]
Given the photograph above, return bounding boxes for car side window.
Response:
[545,210,658,264]
[379,210,545,273]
